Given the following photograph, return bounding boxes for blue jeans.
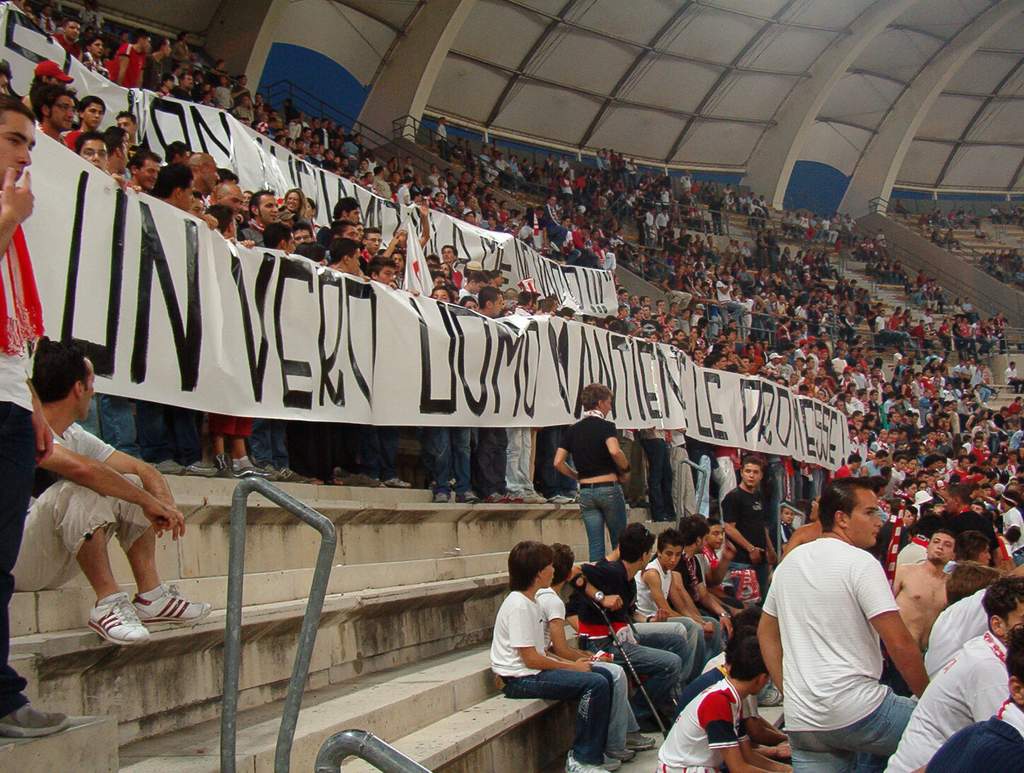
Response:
[582,626,685,723]
[135,401,201,465]
[641,438,675,522]
[80,396,100,438]
[635,619,705,683]
[472,427,507,498]
[579,483,628,561]
[535,426,577,497]
[250,419,289,469]
[593,662,635,753]
[361,426,399,481]
[0,403,33,716]
[97,395,140,457]
[788,690,916,772]
[503,667,611,765]
[766,457,785,552]
[421,427,471,495]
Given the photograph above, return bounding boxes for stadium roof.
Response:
[114,0,1024,197]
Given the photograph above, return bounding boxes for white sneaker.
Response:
[518,492,548,504]
[565,752,607,773]
[89,593,151,645]
[133,584,212,624]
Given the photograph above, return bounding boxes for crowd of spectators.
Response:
[3,5,1024,769]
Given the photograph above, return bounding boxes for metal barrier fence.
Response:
[314,729,431,773]
[220,477,338,773]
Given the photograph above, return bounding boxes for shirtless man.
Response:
[893,529,956,649]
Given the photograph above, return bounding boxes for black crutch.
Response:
[589,599,669,738]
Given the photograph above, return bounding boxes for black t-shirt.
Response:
[574,559,635,626]
[721,486,766,563]
[560,416,618,479]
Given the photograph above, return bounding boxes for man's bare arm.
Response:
[41,445,186,539]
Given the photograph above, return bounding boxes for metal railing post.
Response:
[220,477,338,773]
[314,729,431,773]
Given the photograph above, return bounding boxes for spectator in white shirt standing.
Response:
[886,576,1024,772]
[0,96,69,739]
[758,478,928,771]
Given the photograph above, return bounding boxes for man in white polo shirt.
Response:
[886,576,1024,772]
[758,478,928,771]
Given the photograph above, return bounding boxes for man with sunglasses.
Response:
[758,478,928,771]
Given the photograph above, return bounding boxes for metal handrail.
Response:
[314,729,431,773]
[221,477,338,773]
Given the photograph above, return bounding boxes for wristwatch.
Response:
[595,591,606,603]
[719,611,731,620]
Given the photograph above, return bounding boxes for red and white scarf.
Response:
[0,225,43,355]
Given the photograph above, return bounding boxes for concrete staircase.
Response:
[3,477,647,771]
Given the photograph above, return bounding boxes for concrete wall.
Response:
[858,212,1024,325]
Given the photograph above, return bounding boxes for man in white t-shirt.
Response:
[887,577,1024,772]
[0,97,64,738]
[14,339,210,647]
[925,581,1000,677]
[759,478,928,771]
[491,541,613,773]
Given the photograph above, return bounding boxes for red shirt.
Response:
[113,43,147,88]
[54,33,81,59]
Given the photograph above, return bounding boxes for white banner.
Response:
[25,134,850,468]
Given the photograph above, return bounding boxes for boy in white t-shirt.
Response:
[536,544,656,762]
[658,637,789,773]
[490,541,614,773]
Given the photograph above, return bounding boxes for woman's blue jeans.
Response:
[579,483,628,561]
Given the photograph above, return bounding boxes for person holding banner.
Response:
[554,384,631,561]
[0,95,69,737]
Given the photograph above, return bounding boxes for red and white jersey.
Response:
[658,674,747,770]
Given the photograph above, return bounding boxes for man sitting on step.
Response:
[13,338,211,645]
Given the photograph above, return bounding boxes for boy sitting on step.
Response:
[13,338,210,645]
[657,637,791,773]
[490,540,616,773]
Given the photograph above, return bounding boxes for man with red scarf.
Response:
[0,96,66,737]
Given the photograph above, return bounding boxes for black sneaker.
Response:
[0,704,70,738]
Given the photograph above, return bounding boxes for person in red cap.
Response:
[32,60,72,86]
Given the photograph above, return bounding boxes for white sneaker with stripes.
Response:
[88,592,151,645]
[133,584,212,625]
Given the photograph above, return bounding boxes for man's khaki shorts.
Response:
[13,477,150,591]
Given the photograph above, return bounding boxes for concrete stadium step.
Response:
[119,645,571,773]
[342,693,572,773]
[11,478,648,749]
[13,572,510,744]
[0,715,119,772]
[11,479,609,637]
